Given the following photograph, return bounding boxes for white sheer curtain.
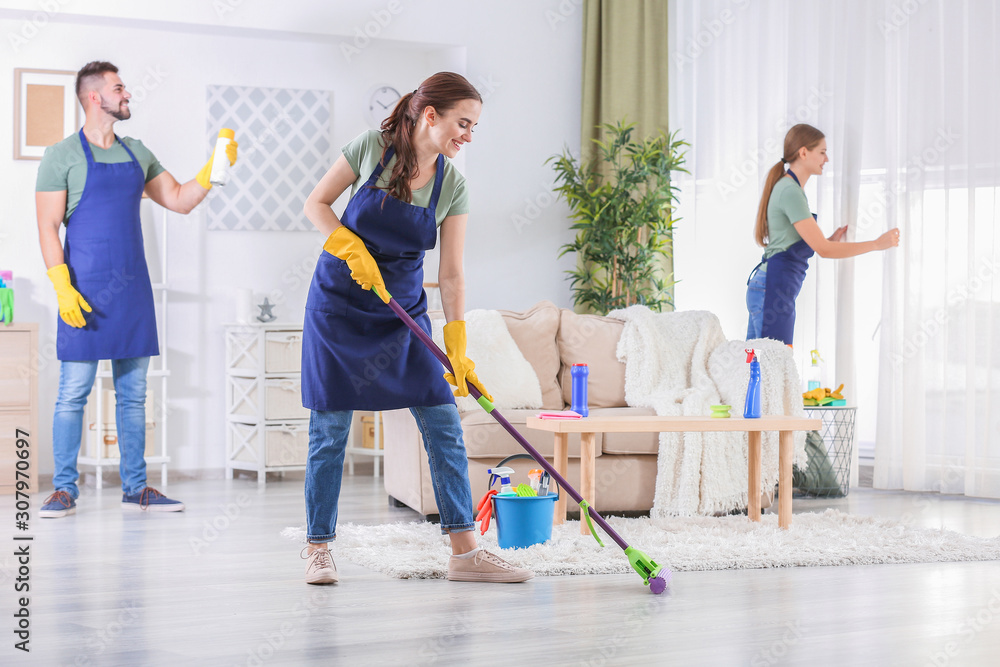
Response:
[669,0,1000,497]
[875,2,1000,497]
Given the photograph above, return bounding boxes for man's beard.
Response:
[99,95,130,121]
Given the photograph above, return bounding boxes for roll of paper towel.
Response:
[235,288,254,324]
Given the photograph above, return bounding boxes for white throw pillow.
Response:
[431,310,544,412]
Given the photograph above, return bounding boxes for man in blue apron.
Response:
[35,61,237,517]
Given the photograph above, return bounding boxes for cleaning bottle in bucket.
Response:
[528,469,542,494]
[487,466,517,496]
[571,363,589,417]
[744,349,762,419]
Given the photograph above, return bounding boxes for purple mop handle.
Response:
[383,295,630,551]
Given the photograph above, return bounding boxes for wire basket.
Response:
[799,406,857,497]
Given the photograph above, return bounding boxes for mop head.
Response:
[625,546,671,594]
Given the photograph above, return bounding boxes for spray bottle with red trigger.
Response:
[744,349,762,419]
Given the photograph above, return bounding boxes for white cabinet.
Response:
[224,323,385,485]
[0,323,38,495]
[347,412,384,477]
[225,324,310,487]
[83,387,158,459]
[77,363,170,489]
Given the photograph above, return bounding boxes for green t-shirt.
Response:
[763,176,813,260]
[35,133,166,223]
[341,129,469,226]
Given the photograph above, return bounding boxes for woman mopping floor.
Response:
[299,72,533,585]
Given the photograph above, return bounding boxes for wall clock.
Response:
[366,85,401,128]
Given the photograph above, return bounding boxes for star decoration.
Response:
[256,297,276,323]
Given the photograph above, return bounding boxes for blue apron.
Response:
[58,129,158,361]
[758,170,816,346]
[301,147,455,412]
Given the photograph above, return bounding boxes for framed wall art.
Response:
[206,84,333,231]
[14,68,81,160]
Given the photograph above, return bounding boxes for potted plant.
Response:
[549,120,688,314]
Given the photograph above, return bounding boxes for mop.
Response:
[374,288,671,594]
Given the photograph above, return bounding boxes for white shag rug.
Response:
[282,511,1000,579]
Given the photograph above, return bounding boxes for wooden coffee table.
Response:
[525,415,821,531]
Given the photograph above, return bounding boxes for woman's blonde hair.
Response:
[754,123,825,247]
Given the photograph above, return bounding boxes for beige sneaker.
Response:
[301,546,338,585]
[447,549,534,583]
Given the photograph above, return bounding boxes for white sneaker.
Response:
[447,549,534,583]
[302,546,338,585]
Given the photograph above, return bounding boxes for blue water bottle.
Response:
[571,363,589,417]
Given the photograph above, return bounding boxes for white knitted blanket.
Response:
[608,306,806,516]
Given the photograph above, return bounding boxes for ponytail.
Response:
[754,124,825,248]
[378,91,420,204]
[754,161,787,247]
[377,72,482,204]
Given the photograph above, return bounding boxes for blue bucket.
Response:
[492,494,559,549]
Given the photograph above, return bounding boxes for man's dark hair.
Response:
[75,61,118,104]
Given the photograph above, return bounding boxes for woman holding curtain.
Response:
[745,123,901,345]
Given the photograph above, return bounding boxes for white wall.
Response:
[0,1,584,475]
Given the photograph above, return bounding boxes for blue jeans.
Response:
[746,263,767,340]
[52,357,150,499]
[305,404,475,543]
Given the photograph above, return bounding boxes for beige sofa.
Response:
[382,300,667,517]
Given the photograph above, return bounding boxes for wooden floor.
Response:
[3,467,1000,666]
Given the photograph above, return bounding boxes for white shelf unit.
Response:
[225,323,310,487]
[346,411,383,477]
[77,204,171,489]
[224,323,385,484]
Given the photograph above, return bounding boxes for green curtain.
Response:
[582,0,670,151]
[580,0,673,308]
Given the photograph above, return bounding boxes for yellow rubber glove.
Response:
[47,264,92,328]
[195,135,239,189]
[442,320,494,401]
[322,226,391,303]
[802,388,826,402]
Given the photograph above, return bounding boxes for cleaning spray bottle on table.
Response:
[806,349,824,392]
[744,349,762,419]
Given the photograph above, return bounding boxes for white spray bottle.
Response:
[487,467,517,496]
[806,349,824,392]
[209,128,236,186]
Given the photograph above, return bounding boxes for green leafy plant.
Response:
[549,120,688,314]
